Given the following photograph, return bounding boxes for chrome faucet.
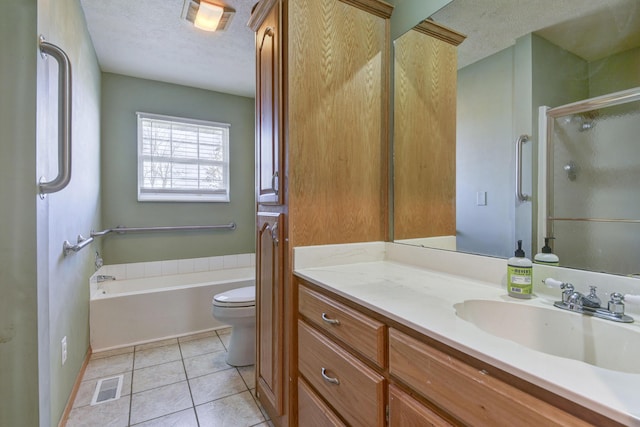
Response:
[96,275,116,282]
[544,278,634,323]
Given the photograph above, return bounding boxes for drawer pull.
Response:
[321,367,340,385]
[321,312,340,325]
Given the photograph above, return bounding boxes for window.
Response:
[137,112,230,202]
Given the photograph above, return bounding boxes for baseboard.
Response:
[58,347,92,427]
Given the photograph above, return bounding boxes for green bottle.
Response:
[507,240,532,299]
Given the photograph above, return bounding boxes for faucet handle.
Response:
[608,293,625,315]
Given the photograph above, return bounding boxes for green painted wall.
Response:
[0,1,40,425]
[589,46,640,96]
[0,0,101,425]
[100,73,255,264]
[387,0,452,40]
[42,1,102,424]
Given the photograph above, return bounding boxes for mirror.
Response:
[392,0,640,276]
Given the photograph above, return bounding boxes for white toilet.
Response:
[211,285,256,367]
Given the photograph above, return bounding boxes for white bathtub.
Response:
[90,267,255,351]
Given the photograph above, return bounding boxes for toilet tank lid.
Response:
[213,286,255,305]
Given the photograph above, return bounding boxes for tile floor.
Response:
[66,328,271,426]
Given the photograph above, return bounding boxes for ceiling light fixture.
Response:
[194,1,224,31]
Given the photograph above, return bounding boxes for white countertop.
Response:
[293,242,640,426]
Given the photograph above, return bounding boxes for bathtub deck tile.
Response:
[184,350,233,379]
[179,336,225,359]
[132,360,186,394]
[134,343,182,369]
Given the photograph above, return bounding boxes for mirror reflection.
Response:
[393,0,640,276]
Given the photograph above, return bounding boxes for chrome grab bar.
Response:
[63,235,94,256]
[39,36,72,196]
[91,222,237,237]
[515,134,530,202]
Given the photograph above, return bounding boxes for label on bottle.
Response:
[508,265,532,295]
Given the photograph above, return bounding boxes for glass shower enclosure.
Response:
[539,87,640,276]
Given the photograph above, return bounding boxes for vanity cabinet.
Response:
[296,278,610,427]
[249,0,392,424]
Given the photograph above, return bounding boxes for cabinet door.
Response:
[389,384,453,427]
[256,212,284,415]
[256,1,282,205]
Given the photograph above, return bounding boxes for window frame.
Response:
[136,112,231,203]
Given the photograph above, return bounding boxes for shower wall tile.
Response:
[223,255,239,269]
[178,259,195,274]
[144,261,162,278]
[126,262,146,279]
[237,254,252,268]
[193,257,210,273]
[209,256,224,270]
[161,260,178,276]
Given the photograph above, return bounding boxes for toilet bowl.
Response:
[211,285,256,367]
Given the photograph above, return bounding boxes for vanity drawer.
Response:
[298,377,346,427]
[389,384,454,427]
[389,328,592,427]
[299,284,385,367]
[298,320,385,427]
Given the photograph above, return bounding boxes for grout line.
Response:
[178,338,201,426]
[128,346,137,426]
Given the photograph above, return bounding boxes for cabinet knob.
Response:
[321,312,340,325]
[321,367,340,385]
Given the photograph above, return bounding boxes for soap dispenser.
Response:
[508,240,533,299]
[534,237,559,266]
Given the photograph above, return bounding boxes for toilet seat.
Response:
[213,286,255,308]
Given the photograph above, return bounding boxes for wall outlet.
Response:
[61,336,68,365]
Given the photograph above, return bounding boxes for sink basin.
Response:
[454,299,640,374]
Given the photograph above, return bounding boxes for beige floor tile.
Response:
[251,390,271,422]
[189,368,248,406]
[238,365,256,389]
[132,360,186,393]
[66,395,130,427]
[129,381,193,425]
[73,371,132,408]
[131,408,198,426]
[179,336,225,359]
[183,350,233,379]
[195,391,265,427]
[135,338,177,352]
[91,346,134,360]
[134,344,181,369]
[83,353,134,381]
[218,332,231,350]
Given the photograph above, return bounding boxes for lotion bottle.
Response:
[534,237,559,266]
[507,240,532,299]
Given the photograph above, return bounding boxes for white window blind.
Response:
[137,112,230,202]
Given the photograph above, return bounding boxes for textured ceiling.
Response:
[80,0,639,97]
[431,0,640,69]
[80,0,256,98]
